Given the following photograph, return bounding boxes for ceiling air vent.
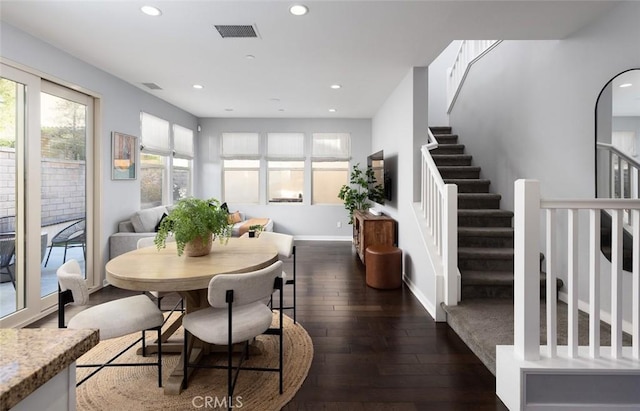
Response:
[214,25,259,39]
[142,82,162,90]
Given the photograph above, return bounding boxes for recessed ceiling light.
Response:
[289,4,308,16]
[270,98,281,102]
[328,108,337,113]
[245,54,256,60]
[225,108,234,112]
[619,83,633,88]
[330,84,342,89]
[193,84,203,89]
[278,108,285,112]
[141,5,162,16]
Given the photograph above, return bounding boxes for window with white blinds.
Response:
[267,132,305,159]
[312,133,350,160]
[173,124,194,159]
[140,112,170,155]
[221,133,260,203]
[221,132,260,158]
[311,133,350,204]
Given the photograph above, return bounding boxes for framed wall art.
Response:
[112,132,137,180]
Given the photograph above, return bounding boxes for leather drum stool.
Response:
[365,245,402,289]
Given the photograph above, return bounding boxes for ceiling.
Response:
[612,69,640,117]
[0,1,619,119]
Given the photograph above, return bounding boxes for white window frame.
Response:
[172,124,194,201]
[311,133,351,205]
[140,112,171,208]
[267,133,305,204]
[221,133,261,204]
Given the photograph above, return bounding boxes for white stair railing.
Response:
[597,142,640,226]
[514,179,640,361]
[446,40,501,114]
[420,129,458,305]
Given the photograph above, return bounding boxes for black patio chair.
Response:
[0,236,16,289]
[45,219,86,267]
[0,216,15,235]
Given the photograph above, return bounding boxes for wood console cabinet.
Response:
[352,209,397,264]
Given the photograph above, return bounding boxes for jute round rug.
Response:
[76,313,312,411]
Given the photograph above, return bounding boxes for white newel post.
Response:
[514,179,540,360]
[443,183,458,305]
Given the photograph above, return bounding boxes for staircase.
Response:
[430,126,567,374]
[430,126,518,299]
[430,126,560,299]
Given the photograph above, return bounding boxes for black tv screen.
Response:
[367,150,391,203]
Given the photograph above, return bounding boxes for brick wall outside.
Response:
[0,147,85,226]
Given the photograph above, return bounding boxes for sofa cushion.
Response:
[130,206,167,233]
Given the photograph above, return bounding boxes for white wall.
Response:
[196,117,371,238]
[449,1,640,327]
[428,41,462,127]
[0,22,198,280]
[372,67,441,317]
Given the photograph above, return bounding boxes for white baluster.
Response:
[568,209,579,358]
[611,209,623,359]
[589,209,601,359]
[633,209,640,360]
[546,209,557,358]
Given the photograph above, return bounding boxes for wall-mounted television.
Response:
[367,150,392,203]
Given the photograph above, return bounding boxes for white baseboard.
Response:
[403,275,443,321]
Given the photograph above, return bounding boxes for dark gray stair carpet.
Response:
[459,227,514,248]
[438,166,481,179]
[431,126,572,377]
[458,193,501,209]
[430,144,465,155]
[441,299,633,376]
[429,126,560,300]
[444,178,491,193]
[432,154,473,166]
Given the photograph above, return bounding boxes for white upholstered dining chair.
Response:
[57,259,164,387]
[258,231,297,323]
[182,260,285,402]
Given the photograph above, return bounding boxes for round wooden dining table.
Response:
[105,237,278,394]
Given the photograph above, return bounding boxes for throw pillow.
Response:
[131,205,167,233]
[154,213,169,232]
[227,211,242,224]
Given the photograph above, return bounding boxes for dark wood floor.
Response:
[32,240,507,410]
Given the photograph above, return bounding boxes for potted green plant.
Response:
[247,224,264,238]
[338,163,385,223]
[154,197,232,256]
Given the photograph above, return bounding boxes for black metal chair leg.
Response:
[44,246,53,267]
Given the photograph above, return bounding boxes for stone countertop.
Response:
[0,328,99,411]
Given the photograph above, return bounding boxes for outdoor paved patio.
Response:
[0,245,86,319]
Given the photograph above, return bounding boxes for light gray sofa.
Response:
[108,205,273,259]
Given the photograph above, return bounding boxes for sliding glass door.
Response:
[0,64,94,327]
